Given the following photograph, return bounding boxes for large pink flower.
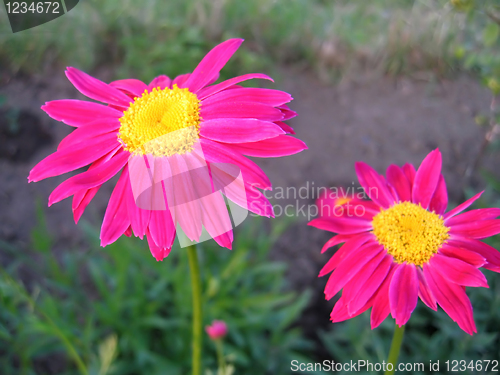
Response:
[309,149,500,335]
[29,39,307,261]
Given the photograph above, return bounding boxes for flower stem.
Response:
[187,245,202,375]
[384,324,405,375]
[215,339,227,375]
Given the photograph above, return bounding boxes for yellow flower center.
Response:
[372,201,449,266]
[118,85,201,157]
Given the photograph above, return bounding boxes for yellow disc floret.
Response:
[372,201,449,266]
[118,85,201,157]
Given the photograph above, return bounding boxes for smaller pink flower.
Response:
[205,320,228,340]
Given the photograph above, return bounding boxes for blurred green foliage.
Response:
[0,0,462,81]
[0,207,312,375]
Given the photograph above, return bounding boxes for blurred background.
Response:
[1,0,500,374]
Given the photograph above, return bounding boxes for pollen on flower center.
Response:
[372,201,449,266]
[118,85,201,157]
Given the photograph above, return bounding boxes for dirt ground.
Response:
[0,67,498,332]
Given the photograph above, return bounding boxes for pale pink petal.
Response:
[389,263,418,326]
[100,167,131,246]
[430,253,488,287]
[197,73,273,100]
[386,165,411,202]
[200,138,271,190]
[318,234,374,276]
[42,100,123,127]
[181,39,243,93]
[65,67,132,107]
[226,135,307,158]
[308,217,373,235]
[200,119,285,143]
[443,191,483,220]
[412,149,442,209]
[424,263,477,335]
[429,175,448,215]
[448,237,500,272]
[417,267,437,310]
[446,208,500,226]
[109,79,148,97]
[355,162,395,208]
[324,242,384,300]
[29,133,120,182]
[202,87,292,107]
[48,149,129,205]
[449,220,500,239]
[200,101,284,122]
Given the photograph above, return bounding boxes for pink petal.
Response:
[449,219,500,239]
[65,67,132,107]
[42,100,123,128]
[417,267,437,310]
[370,266,396,329]
[318,234,373,276]
[181,39,243,93]
[100,167,131,246]
[448,237,500,272]
[173,74,191,87]
[149,209,176,250]
[277,104,297,120]
[430,253,488,287]
[226,135,307,157]
[148,75,172,90]
[320,234,353,254]
[125,179,150,239]
[72,187,99,223]
[109,79,148,97]
[443,191,483,220]
[201,101,284,122]
[202,87,292,107]
[57,118,121,150]
[345,253,392,315]
[200,138,271,190]
[324,242,384,300]
[389,263,419,326]
[424,263,477,335]
[403,163,416,186]
[412,149,442,209]
[386,165,411,202]
[355,162,395,208]
[330,296,371,323]
[198,73,273,100]
[146,228,172,261]
[274,121,295,134]
[429,175,448,215]
[48,149,129,205]
[200,118,285,143]
[438,243,486,268]
[446,208,500,226]
[29,133,120,182]
[308,217,373,235]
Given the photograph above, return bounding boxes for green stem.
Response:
[187,245,202,375]
[384,324,405,375]
[215,339,227,375]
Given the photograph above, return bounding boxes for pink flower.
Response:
[29,39,307,261]
[205,320,228,340]
[309,149,500,335]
